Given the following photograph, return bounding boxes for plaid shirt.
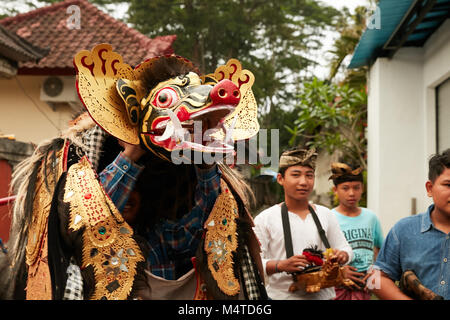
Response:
[99,152,144,212]
[99,153,221,280]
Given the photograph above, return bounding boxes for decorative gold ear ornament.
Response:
[206,59,260,142]
[74,44,139,145]
[116,78,141,127]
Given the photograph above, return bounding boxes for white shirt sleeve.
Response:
[325,208,354,264]
[253,212,270,276]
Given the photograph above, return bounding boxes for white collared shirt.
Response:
[253,203,353,300]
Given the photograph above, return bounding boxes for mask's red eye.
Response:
[153,87,179,108]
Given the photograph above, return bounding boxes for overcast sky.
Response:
[311,0,371,79]
[321,0,370,11]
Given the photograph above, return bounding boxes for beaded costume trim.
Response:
[64,157,144,300]
[204,180,240,296]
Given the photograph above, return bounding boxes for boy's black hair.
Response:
[332,173,363,187]
[428,148,450,182]
[278,166,287,177]
[278,161,315,177]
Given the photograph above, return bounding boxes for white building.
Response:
[349,0,450,234]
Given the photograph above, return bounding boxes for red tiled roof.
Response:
[0,0,176,75]
[0,24,48,63]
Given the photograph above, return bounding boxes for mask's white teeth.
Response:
[166,109,188,144]
[154,110,184,142]
[155,122,174,142]
[205,140,235,151]
[182,119,194,126]
[155,119,169,129]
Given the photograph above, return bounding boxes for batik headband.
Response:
[329,162,363,182]
[279,147,318,170]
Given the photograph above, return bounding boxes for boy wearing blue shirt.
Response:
[330,162,384,300]
[371,149,450,300]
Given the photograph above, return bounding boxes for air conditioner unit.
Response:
[40,76,78,102]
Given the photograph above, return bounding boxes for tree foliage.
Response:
[123,0,340,119]
[328,6,367,83]
[287,78,367,169]
[285,4,372,169]
[327,2,379,88]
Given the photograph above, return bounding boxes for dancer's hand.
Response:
[119,140,146,163]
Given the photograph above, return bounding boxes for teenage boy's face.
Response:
[277,165,315,201]
[122,190,141,225]
[333,181,363,209]
[426,167,450,217]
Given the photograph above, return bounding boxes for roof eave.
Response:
[349,0,450,69]
[17,67,75,76]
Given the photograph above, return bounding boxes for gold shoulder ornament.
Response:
[203,179,240,296]
[64,157,144,300]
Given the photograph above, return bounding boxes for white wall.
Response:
[423,20,450,155]
[367,19,450,235]
[313,151,341,207]
[0,75,76,144]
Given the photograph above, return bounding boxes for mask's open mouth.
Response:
[144,105,237,153]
